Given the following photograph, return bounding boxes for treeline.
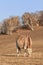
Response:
[0,11,43,35]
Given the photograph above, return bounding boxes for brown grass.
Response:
[0,26,43,65]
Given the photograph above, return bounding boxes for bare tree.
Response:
[38,11,43,26]
[22,12,33,31]
[2,16,20,35]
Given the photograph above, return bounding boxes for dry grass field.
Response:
[0,26,43,65]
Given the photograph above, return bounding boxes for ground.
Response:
[0,26,43,65]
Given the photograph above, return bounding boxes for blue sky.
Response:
[0,0,43,22]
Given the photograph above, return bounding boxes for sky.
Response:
[0,0,43,22]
